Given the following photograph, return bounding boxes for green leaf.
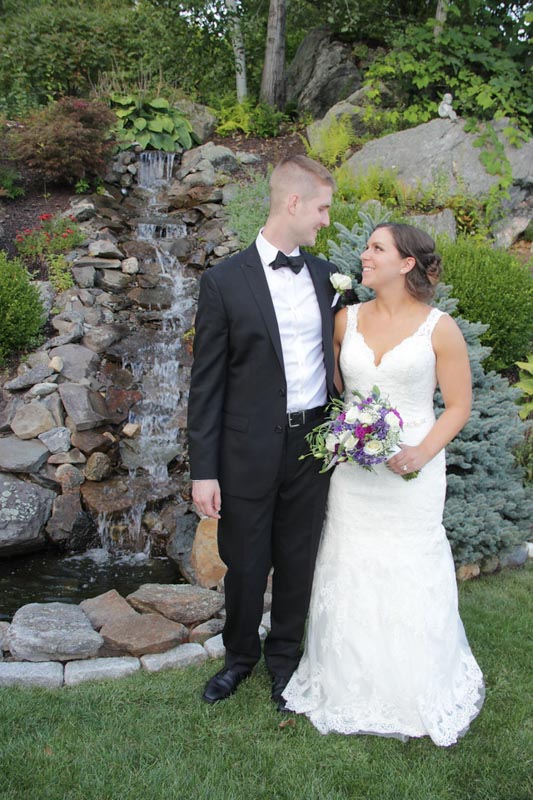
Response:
[147,118,164,133]
[110,93,135,105]
[115,106,136,119]
[133,117,147,131]
[148,97,170,110]
[135,132,152,149]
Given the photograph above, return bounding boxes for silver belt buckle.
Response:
[288,410,305,428]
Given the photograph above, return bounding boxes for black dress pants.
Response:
[217,417,331,677]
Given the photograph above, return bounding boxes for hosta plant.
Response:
[110,93,199,152]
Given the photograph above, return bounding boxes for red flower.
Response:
[39,213,53,221]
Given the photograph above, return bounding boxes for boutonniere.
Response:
[330,272,353,307]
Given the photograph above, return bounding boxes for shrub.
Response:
[110,93,199,152]
[0,252,45,363]
[305,115,358,167]
[14,212,85,279]
[215,100,287,138]
[0,166,24,200]
[438,236,533,372]
[9,98,115,185]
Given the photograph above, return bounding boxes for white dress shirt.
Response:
[256,230,327,413]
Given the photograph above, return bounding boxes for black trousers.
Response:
[217,416,331,677]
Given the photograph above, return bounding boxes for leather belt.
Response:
[286,405,326,428]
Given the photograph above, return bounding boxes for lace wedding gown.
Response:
[283,304,484,747]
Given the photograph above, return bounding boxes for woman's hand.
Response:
[387,444,430,476]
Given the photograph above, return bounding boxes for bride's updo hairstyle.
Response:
[373,222,443,301]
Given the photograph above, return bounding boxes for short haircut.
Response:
[269,155,336,211]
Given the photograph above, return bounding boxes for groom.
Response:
[187,155,338,710]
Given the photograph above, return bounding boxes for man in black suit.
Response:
[187,155,338,710]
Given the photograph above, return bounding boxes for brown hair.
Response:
[373,222,442,301]
[269,155,336,210]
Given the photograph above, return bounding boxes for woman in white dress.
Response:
[283,223,484,747]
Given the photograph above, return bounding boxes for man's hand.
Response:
[192,479,222,520]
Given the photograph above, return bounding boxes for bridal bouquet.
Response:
[303,386,418,479]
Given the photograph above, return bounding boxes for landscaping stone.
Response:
[140,643,208,673]
[27,382,59,398]
[99,612,188,657]
[203,633,225,659]
[55,464,85,490]
[0,621,10,651]
[58,383,109,431]
[84,452,112,482]
[0,661,64,688]
[0,436,49,473]
[87,240,124,259]
[4,365,54,392]
[127,584,225,625]
[80,589,137,631]
[190,517,226,589]
[48,344,100,382]
[498,543,529,568]
[189,618,225,646]
[64,656,140,686]
[0,474,55,556]
[10,401,56,440]
[6,603,103,662]
[38,426,71,454]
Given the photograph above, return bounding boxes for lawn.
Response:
[0,565,531,800]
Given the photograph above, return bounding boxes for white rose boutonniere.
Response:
[330,272,352,307]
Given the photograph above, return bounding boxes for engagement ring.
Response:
[402,465,407,472]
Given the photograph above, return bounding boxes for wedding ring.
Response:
[402,465,407,472]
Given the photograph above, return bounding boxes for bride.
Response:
[282,223,484,747]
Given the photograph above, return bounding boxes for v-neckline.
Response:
[354,306,435,369]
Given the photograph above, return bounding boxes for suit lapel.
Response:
[305,251,336,396]
[240,243,285,370]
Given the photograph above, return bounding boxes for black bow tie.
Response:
[269,251,305,274]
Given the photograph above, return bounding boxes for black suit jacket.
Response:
[187,242,338,499]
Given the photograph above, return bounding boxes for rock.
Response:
[6,603,103,662]
[38,426,71,454]
[58,383,109,431]
[48,344,100,382]
[84,451,112,482]
[82,324,126,354]
[71,430,113,456]
[406,209,457,241]
[0,474,55,556]
[72,265,96,288]
[88,240,124,259]
[64,657,140,686]
[4,365,54,392]
[99,612,188,657]
[80,474,181,516]
[127,584,225,625]
[499,543,529,568]
[286,27,362,118]
[0,395,23,432]
[456,563,481,581]
[55,463,85,490]
[189,618,225,646]
[121,257,139,275]
[68,200,96,222]
[180,142,239,176]
[41,392,65,428]
[51,310,85,337]
[175,99,217,142]
[0,436,49,473]
[95,269,133,293]
[127,287,173,309]
[480,555,500,574]
[203,633,225,659]
[74,256,122,270]
[0,621,10,651]
[27,382,59,398]
[105,386,142,422]
[48,448,86,465]
[190,518,226,589]
[48,356,64,373]
[0,662,64,688]
[122,422,141,438]
[166,513,198,580]
[45,490,94,547]
[80,590,137,631]
[10,401,57,440]
[140,642,207,673]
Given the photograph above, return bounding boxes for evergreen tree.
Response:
[324,207,530,564]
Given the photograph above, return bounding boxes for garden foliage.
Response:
[0,252,45,363]
[110,93,199,152]
[9,98,115,185]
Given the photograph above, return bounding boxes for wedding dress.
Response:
[283,304,484,747]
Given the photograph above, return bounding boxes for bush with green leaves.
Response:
[305,115,358,167]
[215,100,287,139]
[9,98,115,185]
[110,93,199,152]
[327,208,530,563]
[0,252,45,363]
[438,236,533,372]
[14,212,85,280]
[0,166,24,200]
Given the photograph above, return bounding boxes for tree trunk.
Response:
[224,0,248,103]
[259,0,286,109]
[433,0,449,38]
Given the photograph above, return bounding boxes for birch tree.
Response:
[259,0,286,109]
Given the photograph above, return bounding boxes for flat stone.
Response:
[87,240,124,259]
[0,395,23,432]
[71,430,113,456]
[72,265,96,289]
[10,401,56,439]
[191,518,226,589]
[95,270,133,293]
[64,657,140,686]
[27,382,59,398]
[0,436,49,473]
[48,448,86,465]
[127,287,172,309]
[140,643,207,673]
[203,633,225,659]
[0,662,64,688]
[58,383,109,431]
[41,392,65,427]
[189,618,224,646]
[74,256,122,270]
[82,324,126,354]
[127,584,224,625]
[48,344,100,382]
[6,603,103,662]
[80,589,137,631]
[45,490,89,544]
[38,426,71,454]
[99,612,188,657]
[0,474,55,556]
[4,365,55,392]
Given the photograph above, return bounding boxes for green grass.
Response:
[1,566,532,800]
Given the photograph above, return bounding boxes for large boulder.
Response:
[286,27,362,118]
[6,602,103,662]
[0,474,55,556]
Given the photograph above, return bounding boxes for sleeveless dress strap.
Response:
[419,307,446,337]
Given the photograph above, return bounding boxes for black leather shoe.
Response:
[271,674,291,712]
[202,667,252,704]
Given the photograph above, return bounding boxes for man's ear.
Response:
[287,193,299,215]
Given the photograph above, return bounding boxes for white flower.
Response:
[342,434,358,450]
[330,272,352,292]
[344,405,360,423]
[357,410,376,425]
[363,440,384,456]
[384,411,401,430]
[325,434,338,452]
